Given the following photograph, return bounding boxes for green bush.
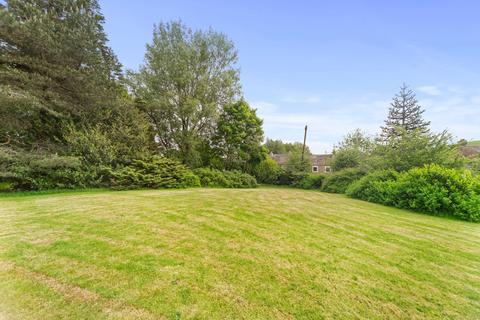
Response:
[253,158,282,184]
[0,147,94,191]
[321,168,366,193]
[223,170,258,188]
[194,168,257,188]
[276,171,307,186]
[346,170,399,205]
[347,165,480,222]
[106,156,200,190]
[392,165,480,222]
[295,174,326,189]
[193,168,228,187]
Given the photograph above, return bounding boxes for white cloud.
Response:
[281,95,321,104]
[417,85,442,96]
[250,88,480,153]
[251,101,278,114]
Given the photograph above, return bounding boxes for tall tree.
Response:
[128,21,241,166]
[213,100,265,170]
[264,138,311,154]
[381,84,430,140]
[0,0,122,148]
[374,128,461,171]
[331,129,374,171]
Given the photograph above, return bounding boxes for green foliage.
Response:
[286,152,311,173]
[276,171,308,186]
[321,168,366,193]
[0,147,93,191]
[214,100,266,170]
[253,158,282,184]
[467,155,480,174]
[193,168,257,188]
[346,170,399,205]
[106,156,200,190]
[0,0,122,148]
[331,129,374,171]
[347,165,480,222]
[373,129,462,172]
[63,104,155,167]
[264,138,310,155]
[128,20,241,166]
[393,165,480,222]
[295,174,326,189]
[381,84,430,139]
[331,148,362,171]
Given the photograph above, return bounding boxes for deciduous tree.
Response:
[128,21,241,166]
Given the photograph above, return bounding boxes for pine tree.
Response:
[0,0,122,148]
[381,84,430,139]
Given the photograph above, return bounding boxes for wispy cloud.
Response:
[281,96,322,104]
[251,88,480,153]
[417,85,442,96]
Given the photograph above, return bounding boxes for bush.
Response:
[0,147,94,191]
[276,171,307,186]
[194,168,257,188]
[294,174,326,189]
[393,165,480,222]
[223,170,258,188]
[253,158,282,184]
[321,168,366,193]
[346,170,399,205]
[106,156,200,189]
[347,165,480,222]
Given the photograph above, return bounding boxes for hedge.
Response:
[193,168,257,188]
[347,165,480,222]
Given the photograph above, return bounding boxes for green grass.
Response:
[0,187,479,319]
[467,140,480,147]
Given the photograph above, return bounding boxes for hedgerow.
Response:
[321,168,366,193]
[193,168,257,188]
[347,165,480,222]
[106,156,200,189]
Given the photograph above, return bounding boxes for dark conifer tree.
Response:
[0,0,122,148]
[381,84,430,139]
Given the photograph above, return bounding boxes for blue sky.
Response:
[101,0,480,153]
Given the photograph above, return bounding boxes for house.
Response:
[270,153,332,173]
[310,154,332,173]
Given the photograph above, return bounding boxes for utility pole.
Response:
[301,125,308,161]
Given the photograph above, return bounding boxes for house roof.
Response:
[310,154,332,166]
[460,146,480,158]
[270,153,289,165]
[269,153,332,166]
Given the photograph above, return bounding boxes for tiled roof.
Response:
[269,153,332,166]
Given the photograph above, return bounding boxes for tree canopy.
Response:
[128,21,241,167]
[0,0,123,149]
[381,84,430,140]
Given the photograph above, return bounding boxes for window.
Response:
[325,166,331,173]
[312,166,318,172]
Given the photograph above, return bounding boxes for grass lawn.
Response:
[0,187,479,319]
[467,140,480,147]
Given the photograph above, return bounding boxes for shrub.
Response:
[295,174,326,189]
[346,170,399,205]
[223,170,258,188]
[253,158,282,184]
[347,165,480,222]
[193,168,228,187]
[0,147,93,191]
[194,168,257,188]
[106,156,200,189]
[276,171,307,186]
[392,165,480,222]
[321,168,366,193]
